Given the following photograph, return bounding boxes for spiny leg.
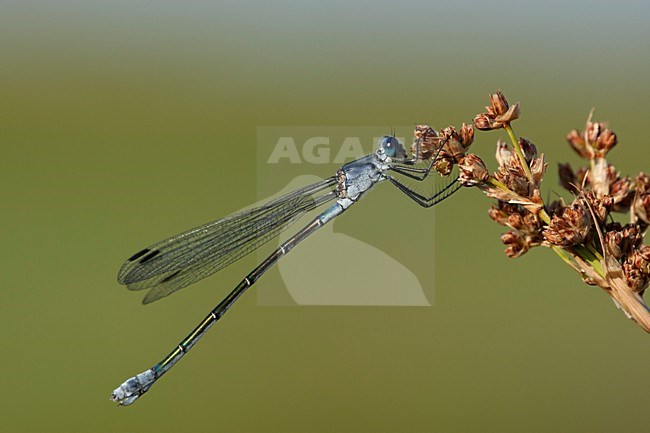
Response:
[387,175,461,208]
[389,135,449,181]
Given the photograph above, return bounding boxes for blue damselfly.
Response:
[111,132,459,405]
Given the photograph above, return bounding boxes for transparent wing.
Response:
[117,178,337,304]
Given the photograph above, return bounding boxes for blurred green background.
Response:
[1,1,649,432]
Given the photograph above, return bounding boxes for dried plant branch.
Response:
[415,90,650,333]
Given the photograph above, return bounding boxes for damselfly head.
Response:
[378,136,406,159]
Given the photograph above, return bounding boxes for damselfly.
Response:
[111,132,459,405]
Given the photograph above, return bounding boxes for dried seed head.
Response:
[473,113,496,131]
[496,102,520,125]
[610,176,633,211]
[632,173,650,226]
[632,246,650,275]
[522,212,543,233]
[623,246,650,293]
[586,121,617,158]
[567,119,618,160]
[589,158,611,199]
[623,262,649,293]
[473,91,520,130]
[546,198,566,217]
[493,139,544,197]
[543,201,591,247]
[488,202,521,226]
[603,164,618,187]
[558,163,577,192]
[459,123,475,149]
[584,191,613,225]
[488,205,509,226]
[501,231,529,258]
[530,153,547,188]
[519,138,537,164]
[605,227,624,260]
[621,224,644,251]
[458,154,490,186]
[439,126,468,161]
[593,128,617,157]
[434,156,454,176]
[507,213,525,230]
[576,167,589,188]
[494,154,530,198]
[495,140,514,167]
[566,129,592,159]
[411,125,440,160]
[605,222,643,260]
[489,91,510,116]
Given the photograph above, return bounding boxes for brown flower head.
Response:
[411,125,440,160]
[566,119,617,160]
[632,173,650,226]
[494,150,530,198]
[622,262,649,294]
[546,198,566,217]
[493,139,545,197]
[558,163,577,192]
[631,246,650,275]
[488,204,510,226]
[623,246,650,293]
[530,153,547,188]
[499,218,543,258]
[433,157,454,176]
[488,202,522,226]
[586,121,617,158]
[522,212,543,234]
[439,124,474,162]
[489,200,544,259]
[610,176,633,211]
[458,154,490,187]
[605,222,643,260]
[501,231,529,258]
[583,191,613,225]
[519,138,537,164]
[566,129,591,159]
[459,123,475,149]
[576,167,589,188]
[543,200,591,247]
[473,91,520,131]
[495,140,514,167]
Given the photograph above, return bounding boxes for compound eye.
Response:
[379,136,398,157]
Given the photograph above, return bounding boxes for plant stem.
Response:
[574,244,605,277]
[504,124,534,183]
[538,209,551,225]
[586,243,604,262]
[551,246,584,274]
[486,177,509,191]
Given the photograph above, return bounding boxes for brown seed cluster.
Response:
[566,119,617,159]
[473,91,520,131]
[438,90,650,332]
[410,123,475,176]
[554,118,649,301]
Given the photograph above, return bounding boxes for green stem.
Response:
[486,177,508,190]
[586,243,604,262]
[504,124,534,183]
[574,244,605,277]
[538,209,551,225]
[552,246,578,270]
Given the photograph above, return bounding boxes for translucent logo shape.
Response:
[258,175,432,306]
